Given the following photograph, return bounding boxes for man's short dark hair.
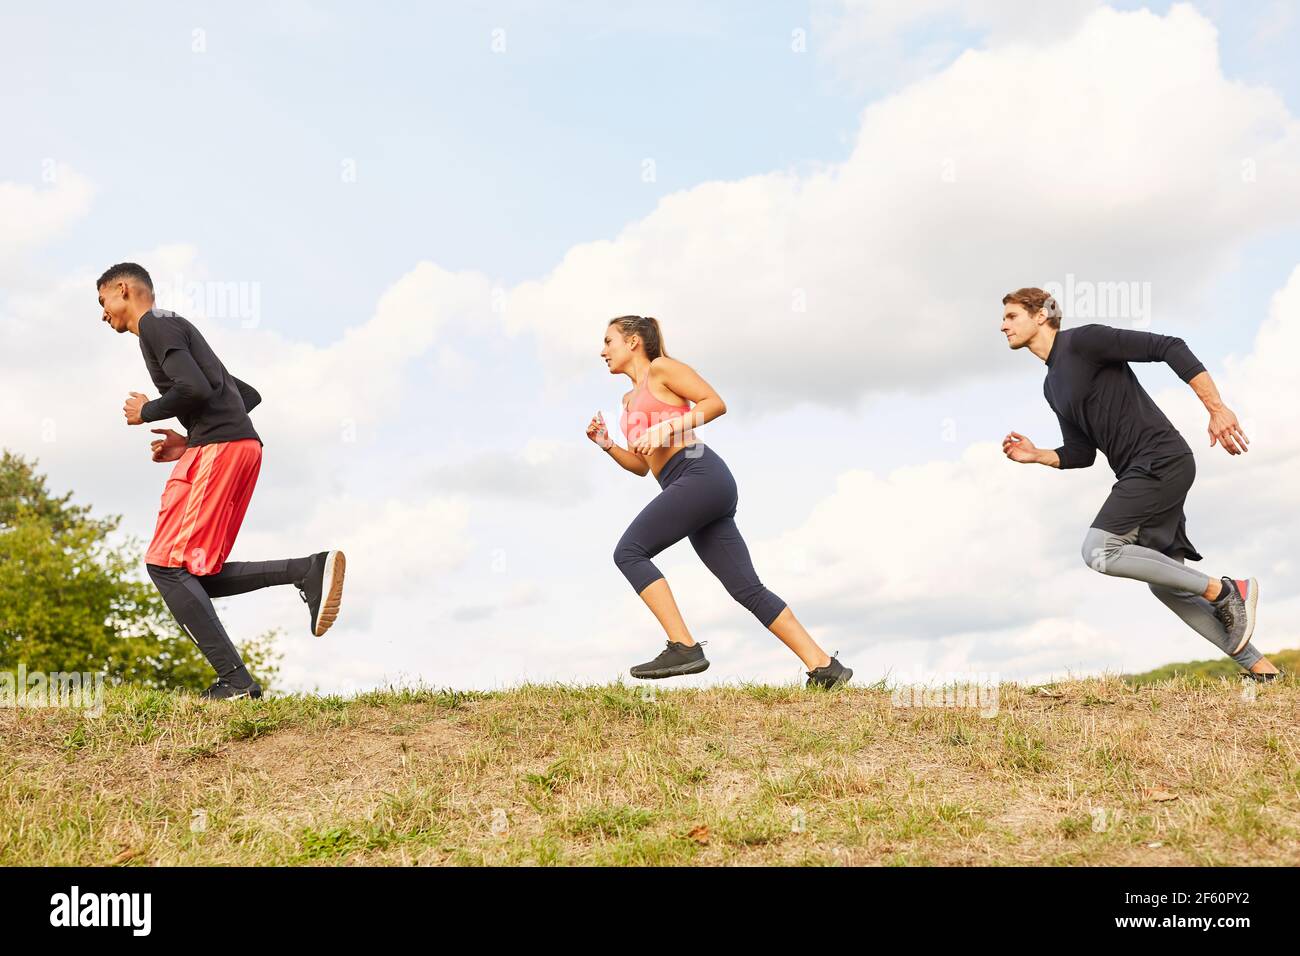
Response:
[96,262,153,292]
[1002,287,1062,330]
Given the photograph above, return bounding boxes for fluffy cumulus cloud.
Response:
[426,440,595,505]
[0,166,94,259]
[505,4,1300,409]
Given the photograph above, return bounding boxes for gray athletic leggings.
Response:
[614,444,787,628]
[1081,527,1261,667]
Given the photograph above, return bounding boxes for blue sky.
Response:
[3,3,864,334]
[3,2,1300,692]
[2,1,1286,325]
[4,1,1298,348]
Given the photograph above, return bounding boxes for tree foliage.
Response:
[0,450,280,690]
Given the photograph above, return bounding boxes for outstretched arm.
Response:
[1073,325,1247,456]
[1072,324,1205,382]
[1187,370,1249,455]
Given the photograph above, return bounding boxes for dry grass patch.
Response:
[1,675,1295,866]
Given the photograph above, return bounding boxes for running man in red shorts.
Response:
[98,263,346,699]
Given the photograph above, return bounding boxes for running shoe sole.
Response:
[630,658,710,680]
[200,684,263,701]
[1229,577,1258,656]
[314,550,347,637]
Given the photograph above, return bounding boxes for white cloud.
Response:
[811,0,1104,91]
[0,166,94,260]
[230,262,492,446]
[426,440,593,504]
[504,5,1300,411]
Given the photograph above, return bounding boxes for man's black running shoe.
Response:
[299,550,346,637]
[1243,668,1284,683]
[200,678,263,701]
[1214,576,1258,655]
[806,655,853,690]
[630,641,709,680]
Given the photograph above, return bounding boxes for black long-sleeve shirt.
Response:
[1043,324,1205,477]
[138,309,261,447]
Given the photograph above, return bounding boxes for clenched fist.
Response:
[123,391,149,425]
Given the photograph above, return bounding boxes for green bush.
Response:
[0,450,279,690]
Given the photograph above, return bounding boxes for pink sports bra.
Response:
[620,379,692,445]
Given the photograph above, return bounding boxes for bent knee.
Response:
[613,538,645,569]
[1080,528,1113,572]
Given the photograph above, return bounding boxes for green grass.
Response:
[1126,647,1299,686]
[1,673,1296,866]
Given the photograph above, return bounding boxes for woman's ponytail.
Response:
[610,315,668,360]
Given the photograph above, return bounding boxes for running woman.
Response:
[999,288,1280,681]
[98,262,346,699]
[585,315,851,688]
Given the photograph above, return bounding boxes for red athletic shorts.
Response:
[145,439,262,575]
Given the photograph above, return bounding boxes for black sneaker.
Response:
[1213,576,1258,655]
[806,654,853,690]
[200,678,263,700]
[630,641,709,680]
[299,550,346,637]
[1243,668,1284,684]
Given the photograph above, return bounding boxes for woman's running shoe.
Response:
[630,640,710,679]
[806,655,853,690]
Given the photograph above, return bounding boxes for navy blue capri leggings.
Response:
[613,443,787,627]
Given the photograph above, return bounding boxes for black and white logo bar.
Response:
[49,886,152,937]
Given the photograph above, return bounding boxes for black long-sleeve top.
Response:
[137,309,262,447]
[1043,324,1205,477]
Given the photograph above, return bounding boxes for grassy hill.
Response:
[1,675,1296,866]
[1126,648,1299,686]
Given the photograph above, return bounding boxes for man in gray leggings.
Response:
[998,287,1280,681]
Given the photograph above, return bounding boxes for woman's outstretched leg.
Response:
[689,514,850,686]
[767,607,831,671]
